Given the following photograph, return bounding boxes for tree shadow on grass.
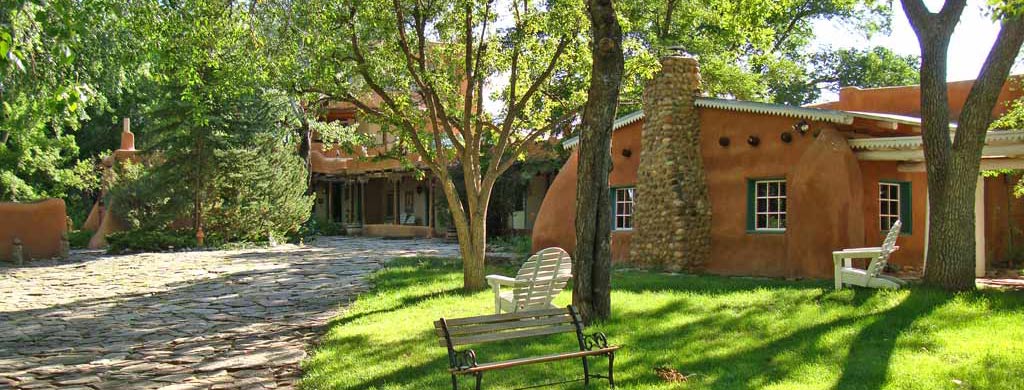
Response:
[600,285,959,390]
[833,288,950,390]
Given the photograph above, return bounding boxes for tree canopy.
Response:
[616,0,917,106]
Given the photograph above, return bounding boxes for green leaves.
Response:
[617,0,896,104]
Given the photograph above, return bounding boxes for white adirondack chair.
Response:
[485,247,573,314]
[832,220,908,290]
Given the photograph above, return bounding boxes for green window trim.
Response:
[610,186,635,231]
[746,177,787,234]
[880,180,912,235]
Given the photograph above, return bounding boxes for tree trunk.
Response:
[574,0,624,324]
[464,208,487,290]
[298,120,313,196]
[436,171,488,291]
[903,0,1024,290]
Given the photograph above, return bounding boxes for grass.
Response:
[300,257,1024,390]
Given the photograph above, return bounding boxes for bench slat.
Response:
[437,314,573,338]
[440,324,576,347]
[435,307,568,328]
[450,346,620,374]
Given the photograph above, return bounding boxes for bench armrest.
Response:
[834,249,882,258]
[485,275,516,287]
[839,246,882,252]
[451,349,478,370]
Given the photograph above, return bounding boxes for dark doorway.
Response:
[331,182,344,223]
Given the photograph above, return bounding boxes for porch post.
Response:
[360,179,366,227]
[975,175,986,277]
[428,180,435,237]
[394,177,401,224]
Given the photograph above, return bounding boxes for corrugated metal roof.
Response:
[560,98,967,149]
[563,98,854,148]
[848,130,1024,151]
[696,98,854,124]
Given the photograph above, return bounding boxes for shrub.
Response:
[318,220,346,236]
[490,235,532,255]
[106,229,197,254]
[106,160,179,231]
[67,230,93,249]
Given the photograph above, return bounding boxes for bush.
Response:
[106,229,197,254]
[106,160,179,231]
[67,230,93,249]
[490,235,532,255]
[319,220,346,236]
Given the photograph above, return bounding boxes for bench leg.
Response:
[581,355,590,386]
[608,352,615,388]
[451,374,458,390]
[475,373,483,390]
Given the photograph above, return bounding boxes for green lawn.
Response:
[300,258,1024,390]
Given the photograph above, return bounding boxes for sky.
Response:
[812,0,1020,83]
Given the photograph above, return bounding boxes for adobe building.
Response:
[83,106,556,244]
[532,55,1024,279]
[294,102,555,238]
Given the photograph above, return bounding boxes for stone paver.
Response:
[0,237,459,389]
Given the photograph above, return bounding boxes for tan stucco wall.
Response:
[811,76,1023,118]
[700,110,843,277]
[532,108,936,278]
[531,120,644,262]
[532,153,579,256]
[859,161,928,271]
[0,199,68,261]
[985,174,1024,265]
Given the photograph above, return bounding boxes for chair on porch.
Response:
[485,247,573,314]
[832,220,908,290]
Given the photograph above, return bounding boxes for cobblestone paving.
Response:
[0,237,459,389]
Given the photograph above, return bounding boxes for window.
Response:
[879,181,912,234]
[747,179,786,232]
[613,187,635,230]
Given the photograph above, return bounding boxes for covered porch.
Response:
[312,170,441,238]
[851,130,1024,276]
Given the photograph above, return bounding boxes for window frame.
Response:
[879,180,912,234]
[746,178,787,234]
[611,186,635,231]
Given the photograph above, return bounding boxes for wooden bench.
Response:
[434,306,619,390]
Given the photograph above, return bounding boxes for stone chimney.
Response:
[629,55,712,271]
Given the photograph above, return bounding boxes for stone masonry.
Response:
[630,55,712,270]
[0,237,459,389]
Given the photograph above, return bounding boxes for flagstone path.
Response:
[0,237,459,390]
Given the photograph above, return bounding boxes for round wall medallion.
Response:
[780,132,793,143]
[622,148,632,157]
[747,136,760,147]
[718,137,730,147]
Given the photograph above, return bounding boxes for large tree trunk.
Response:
[574,0,624,324]
[903,0,1024,290]
[436,171,489,291]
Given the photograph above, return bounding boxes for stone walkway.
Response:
[0,237,459,389]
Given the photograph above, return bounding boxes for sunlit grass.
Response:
[300,257,1024,390]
